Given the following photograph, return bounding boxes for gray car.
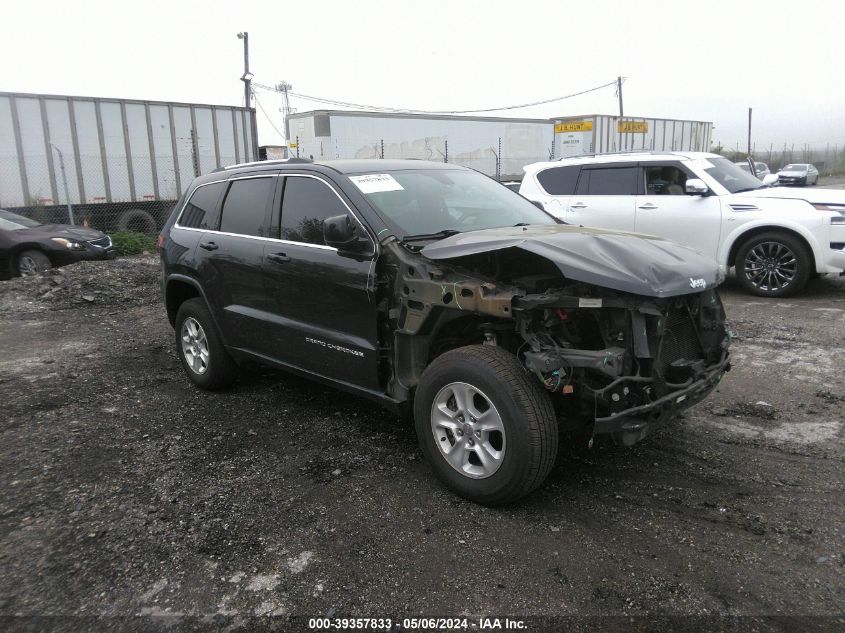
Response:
[777,163,819,186]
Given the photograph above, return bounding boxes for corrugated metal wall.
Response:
[0,92,257,208]
[554,115,712,158]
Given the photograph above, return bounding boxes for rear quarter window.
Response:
[178,182,226,229]
[536,166,581,195]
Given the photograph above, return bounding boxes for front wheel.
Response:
[414,345,558,505]
[735,232,812,297]
[17,250,52,276]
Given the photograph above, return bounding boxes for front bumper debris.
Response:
[592,354,731,444]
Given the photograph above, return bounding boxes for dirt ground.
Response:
[0,256,844,631]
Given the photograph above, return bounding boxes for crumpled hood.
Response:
[735,186,845,204]
[421,225,723,298]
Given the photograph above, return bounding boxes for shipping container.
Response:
[552,114,713,159]
[0,91,258,233]
[287,110,554,180]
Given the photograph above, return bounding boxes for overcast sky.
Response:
[2,0,843,151]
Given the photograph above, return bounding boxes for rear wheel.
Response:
[175,298,237,389]
[414,345,558,505]
[17,250,52,276]
[735,232,812,297]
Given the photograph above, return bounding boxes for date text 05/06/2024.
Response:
[307,617,527,630]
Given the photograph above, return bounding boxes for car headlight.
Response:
[50,237,86,250]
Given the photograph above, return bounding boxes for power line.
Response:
[251,78,621,115]
[252,91,286,141]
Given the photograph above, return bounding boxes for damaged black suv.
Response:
[160,159,731,505]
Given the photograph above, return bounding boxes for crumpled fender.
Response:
[421,225,723,298]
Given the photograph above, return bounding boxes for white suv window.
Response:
[575,167,639,195]
[644,165,689,195]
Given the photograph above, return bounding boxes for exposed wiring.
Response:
[252,91,286,140]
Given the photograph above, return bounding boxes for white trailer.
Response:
[0,91,257,232]
[287,110,554,180]
[286,110,712,180]
[552,114,713,159]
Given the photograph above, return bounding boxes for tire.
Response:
[735,231,812,298]
[175,298,237,389]
[17,249,52,276]
[414,345,558,505]
[117,208,157,234]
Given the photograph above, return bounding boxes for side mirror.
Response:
[323,214,370,253]
[762,174,779,186]
[685,178,709,195]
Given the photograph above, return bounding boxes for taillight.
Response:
[156,234,165,254]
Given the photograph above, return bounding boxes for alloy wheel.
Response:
[181,317,210,375]
[18,256,38,276]
[743,241,797,292]
[430,381,506,479]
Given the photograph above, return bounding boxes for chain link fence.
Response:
[1,154,180,235]
[713,144,845,175]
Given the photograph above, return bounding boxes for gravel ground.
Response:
[1,256,844,631]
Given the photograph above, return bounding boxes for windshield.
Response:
[781,164,807,172]
[0,209,42,231]
[348,169,556,238]
[701,157,764,193]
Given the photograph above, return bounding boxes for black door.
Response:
[194,174,277,353]
[261,174,380,390]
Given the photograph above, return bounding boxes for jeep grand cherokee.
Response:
[159,159,731,505]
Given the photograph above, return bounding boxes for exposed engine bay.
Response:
[376,236,731,445]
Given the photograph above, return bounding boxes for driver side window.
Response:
[279,176,351,246]
[644,165,689,195]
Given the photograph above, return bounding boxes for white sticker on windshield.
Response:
[349,173,404,194]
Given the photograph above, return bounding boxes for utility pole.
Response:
[747,107,752,156]
[50,144,75,225]
[617,76,624,117]
[616,76,624,152]
[276,81,293,142]
[237,32,252,107]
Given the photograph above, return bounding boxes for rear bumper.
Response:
[592,354,731,445]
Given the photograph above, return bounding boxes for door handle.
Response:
[199,241,218,251]
[267,252,290,264]
[638,203,658,210]
[570,203,588,209]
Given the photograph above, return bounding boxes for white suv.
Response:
[519,152,845,297]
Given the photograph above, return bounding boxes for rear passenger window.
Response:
[179,182,225,229]
[219,177,276,237]
[576,167,639,195]
[280,176,350,246]
[537,166,580,195]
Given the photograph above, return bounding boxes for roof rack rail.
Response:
[220,157,314,170]
[558,150,679,161]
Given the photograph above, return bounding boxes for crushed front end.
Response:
[513,285,731,445]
